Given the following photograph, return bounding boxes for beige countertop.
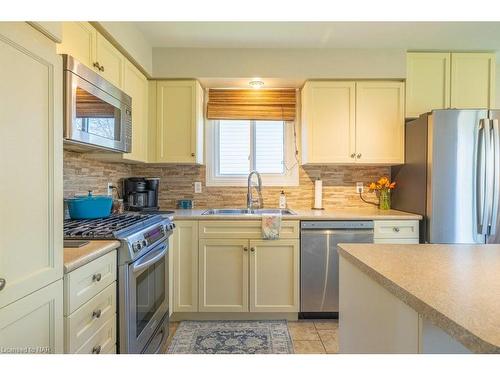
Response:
[64,240,120,273]
[337,243,500,354]
[170,207,421,221]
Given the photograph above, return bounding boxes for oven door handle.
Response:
[132,244,167,274]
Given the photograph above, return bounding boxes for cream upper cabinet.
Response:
[0,22,63,309]
[123,60,148,162]
[406,52,451,117]
[172,221,199,312]
[198,239,249,312]
[406,52,496,117]
[355,81,405,164]
[301,80,404,165]
[155,80,204,164]
[301,81,356,164]
[0,280,63,354]
[451,53,496,109]
[249,240,299,313]
[95,33,125,88]
[56,22,96,68]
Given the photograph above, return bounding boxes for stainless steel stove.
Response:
[64,213,175,354]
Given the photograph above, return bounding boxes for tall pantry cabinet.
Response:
[0,23,63,353]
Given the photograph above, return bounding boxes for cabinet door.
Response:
[249,240,299,312]
[451,53,496,109]
[156,80,203,163]
[57,22,96,68]
[0,23,63,308]
[406,52,451,117]
[172,221,199,312]
[0,279,63,354]
[95,33,124,88]
[198,239,248,312]
[123,60,148,162]
[355,81,405,164]
[301,81,356,164]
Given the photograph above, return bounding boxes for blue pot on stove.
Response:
[66,191,113,220]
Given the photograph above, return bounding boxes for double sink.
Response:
[202,208,296,216]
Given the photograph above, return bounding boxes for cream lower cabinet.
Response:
[198,239,249,312]
[249,240,299,312]
[373,220,419,244]
[0,280,63,354]
[301,80,404,165]
[64,251,117,354]
[172,221,199,312]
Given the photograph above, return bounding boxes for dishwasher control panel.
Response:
[300,221,374,230]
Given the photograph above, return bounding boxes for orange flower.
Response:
[378,177,389,186]
[389,182,396,189]
[369,182,377,191]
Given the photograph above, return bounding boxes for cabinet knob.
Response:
[0,278,5,291]
[250,247,255,252]
[99,65,105,72]
[93,61,101,70]
[191,153,195,157]
[92,345,102,354]
[350,153,356,158]
[356,153,362,159]
[92,273,102,282]
[243,247,248,252]
[393,227,400,232]
[92,309,102,319]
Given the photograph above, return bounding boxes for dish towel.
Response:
[262,214,282,240]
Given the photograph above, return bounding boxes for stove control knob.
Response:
[136,242,142,251]
[142,240,147,247]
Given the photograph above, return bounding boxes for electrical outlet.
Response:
[107,182,113,196]
[356,182,364,194]
[194,181,202,194]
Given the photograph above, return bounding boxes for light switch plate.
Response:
[194,181,202,193]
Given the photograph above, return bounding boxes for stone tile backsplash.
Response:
[64,150,388,209]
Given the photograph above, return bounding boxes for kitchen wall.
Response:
[64,150,388,209]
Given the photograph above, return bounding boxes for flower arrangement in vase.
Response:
[369,177,396,210]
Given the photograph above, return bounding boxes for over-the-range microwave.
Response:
[63,54,132,153]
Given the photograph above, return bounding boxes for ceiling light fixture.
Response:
[249,80,264,89]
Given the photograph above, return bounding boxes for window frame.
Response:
[206,119,299,187]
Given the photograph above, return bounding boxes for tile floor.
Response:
[162,319,339,354]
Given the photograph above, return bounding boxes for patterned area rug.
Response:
[167,320,294,354]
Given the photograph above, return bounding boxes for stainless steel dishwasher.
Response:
[300,221,374,318]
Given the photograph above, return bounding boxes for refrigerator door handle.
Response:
[489,119,500,236]
[476,120,488,235]
[483,120,494,235]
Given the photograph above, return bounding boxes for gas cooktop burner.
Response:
[64,213,161,239]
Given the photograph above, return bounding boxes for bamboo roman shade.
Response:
[207,89,296,121]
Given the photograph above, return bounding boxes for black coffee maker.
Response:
[123,177,160,212]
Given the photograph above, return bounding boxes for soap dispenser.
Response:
[279,190,287,209]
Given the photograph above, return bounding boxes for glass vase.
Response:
[379,189,391,210]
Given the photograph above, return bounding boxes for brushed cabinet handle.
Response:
[92,345,102,354]
[0,278,5,291]
[92,309,102,319]
[92,273,102,282]
[250,247,255,252]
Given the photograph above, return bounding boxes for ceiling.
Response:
[134,22,500,50]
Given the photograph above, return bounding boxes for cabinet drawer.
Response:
[374,220,419,239]
[65,282,116,353]
[75,314,116,354]
[64,251,117,315]
[199,220,299,239]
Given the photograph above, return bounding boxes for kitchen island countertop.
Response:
[338,243,500,353]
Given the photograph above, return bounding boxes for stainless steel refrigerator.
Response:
[392,109,500,244]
